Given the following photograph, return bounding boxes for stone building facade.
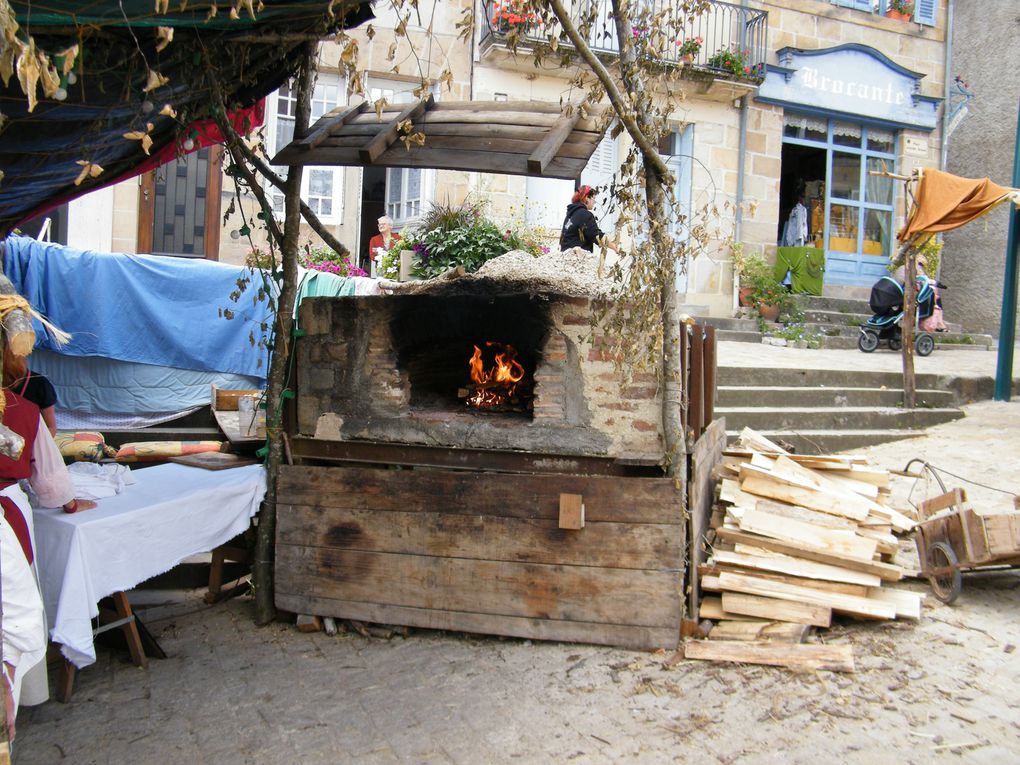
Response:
[942,1,1020,337]
[37,1,952,318]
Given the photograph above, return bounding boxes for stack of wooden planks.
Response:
[686,428,923,673]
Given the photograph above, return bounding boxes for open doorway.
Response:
[359,166,387,273]
[778,142,825,247]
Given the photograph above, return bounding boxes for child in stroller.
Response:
[859,271,938,355]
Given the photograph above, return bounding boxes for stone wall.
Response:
[296,294,664,462]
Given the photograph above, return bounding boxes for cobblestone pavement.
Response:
[12,379,1020,764]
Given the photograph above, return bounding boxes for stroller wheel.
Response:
[888,337,903,351]
[858,329,879,353]
[915,333,935,357]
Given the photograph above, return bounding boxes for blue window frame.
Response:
[832,1,937,26]
[783,113,897,286]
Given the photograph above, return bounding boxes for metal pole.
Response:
[993,100,1020,401]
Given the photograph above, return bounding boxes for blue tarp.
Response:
[2,236,273,380]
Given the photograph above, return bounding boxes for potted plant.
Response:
[677,36,703,64]
[886,0,914,22]
[707,47,752,79]
[733,245,788,321]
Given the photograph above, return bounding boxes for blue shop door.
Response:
[824,250,890,286]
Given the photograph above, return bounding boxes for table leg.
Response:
[111,592,148,670]
[205,544,251,604]
[56,659,75,703]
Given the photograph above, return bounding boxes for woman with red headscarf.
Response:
[559,185,617,254]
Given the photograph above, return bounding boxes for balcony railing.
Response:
[480,0,769,83]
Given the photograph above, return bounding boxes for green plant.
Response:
[888,0,914,14]
[733,246,789,311]
[917,236,942,277]
[677,36,703,58]
[707,47,752,78]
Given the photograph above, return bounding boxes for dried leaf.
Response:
[155,26,174,53]
[15,37,41,112]
[159,103,177,118]
[142,68,169,92]
[56,44,78,76]
[373,97,387,119]
[155,0,170,12]
[39,55,60,97]
[206,3,218,20]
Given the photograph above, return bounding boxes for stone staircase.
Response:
[715,365,969,454]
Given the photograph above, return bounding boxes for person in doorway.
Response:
[367,215,400,273]
[559,185,618,254]
[0,389,96,739]
[3,346,57,437]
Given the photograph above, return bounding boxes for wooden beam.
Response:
[711,549,881,588]
[720,592,831,628]
[360,94,435,164]
[684,639,855,672]
[528,110,583,175]
[716,572,897,620]
[708,620,811,643]
[737,508,878,563]
[299,101,369,150]
[917,488,967,520]
[715,527,903,581]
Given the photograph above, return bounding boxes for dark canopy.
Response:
[0,0,374,234]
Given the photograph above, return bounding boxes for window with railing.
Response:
[480,0,769,81]
[830,1,937,26]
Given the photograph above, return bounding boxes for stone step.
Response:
[725,429,923,454]
[716,385,956,408]
[715,406,964,432]
[718,366,944,388]
[715,329,763,343]
[698,316,760,332]
[801,295,871,314]
[803,308,870,326]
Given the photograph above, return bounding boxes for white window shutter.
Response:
[579,133,619,234]
[914,0,937,26]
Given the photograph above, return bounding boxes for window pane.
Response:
[829,204,859,252]
[867,127,895,153]
[308,169,333,198]
[863,208,892,257]
[831,152,861,200]
[275,117,295,154]
[783,114,826,142]
[387,169,402,203]
[407,168,422,201]
[865,157,894,205]
[833,121,861,147]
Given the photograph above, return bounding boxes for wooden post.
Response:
[703,325,717,424]
[690,325,705,440]
[900,237,920,409]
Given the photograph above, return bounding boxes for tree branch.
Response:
[544,0,672,182]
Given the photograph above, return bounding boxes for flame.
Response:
[466,341,525,408]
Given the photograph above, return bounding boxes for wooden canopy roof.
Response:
[272,99,609,180]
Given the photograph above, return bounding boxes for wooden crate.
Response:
[275,465,684,649]
[916,508,1020,566]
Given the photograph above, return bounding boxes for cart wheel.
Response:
[888,337,903,351]
[915,333,935,357]
[858,330,879,353]
[928,541,962,604]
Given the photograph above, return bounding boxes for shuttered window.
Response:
[914,0,937,26]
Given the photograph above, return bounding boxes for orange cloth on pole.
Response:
[898,168,1020,240]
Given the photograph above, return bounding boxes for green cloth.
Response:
[293,270,356,326]
[775,247,825,295]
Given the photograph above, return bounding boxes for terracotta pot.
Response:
[738,286,754,307]
[757,303,781,322]
[885,9,912,21]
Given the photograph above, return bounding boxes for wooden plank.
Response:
[276,505,681,570]
[825,466,891,488]
[528,110,582,174]
[715,527,903,581]
[720,592,831,627]
[683,640,855,672]
[737,508,878,562]
[736,427,790,455]
[299,101,369,150]
[275,546,681,628]
[917,488,968,520]
[278,466,683,525]
[698,596,759,622]
[275,594,677,650]
[360,95,435,163]
[865,587,922,620]
[688,417,727,621]
[711,550,881,587]
[739,464,871,522]
[558,493,585,530]
[709,620,810,643]
[716,572,897,620]
[705,562,872,597]
[753,498,858,530]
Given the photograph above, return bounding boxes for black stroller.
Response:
[858,274,937,356]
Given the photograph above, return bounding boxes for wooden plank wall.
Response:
[275,466,684,649]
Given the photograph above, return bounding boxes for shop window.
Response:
[266,76,345,223]
[783,115,826,143]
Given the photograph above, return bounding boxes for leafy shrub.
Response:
[301,244,368,277]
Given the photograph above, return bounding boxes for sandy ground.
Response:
[12,401,1020,764]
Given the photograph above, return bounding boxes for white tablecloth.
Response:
[33,463,266,668]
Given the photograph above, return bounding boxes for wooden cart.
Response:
[914,488,1020,603]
